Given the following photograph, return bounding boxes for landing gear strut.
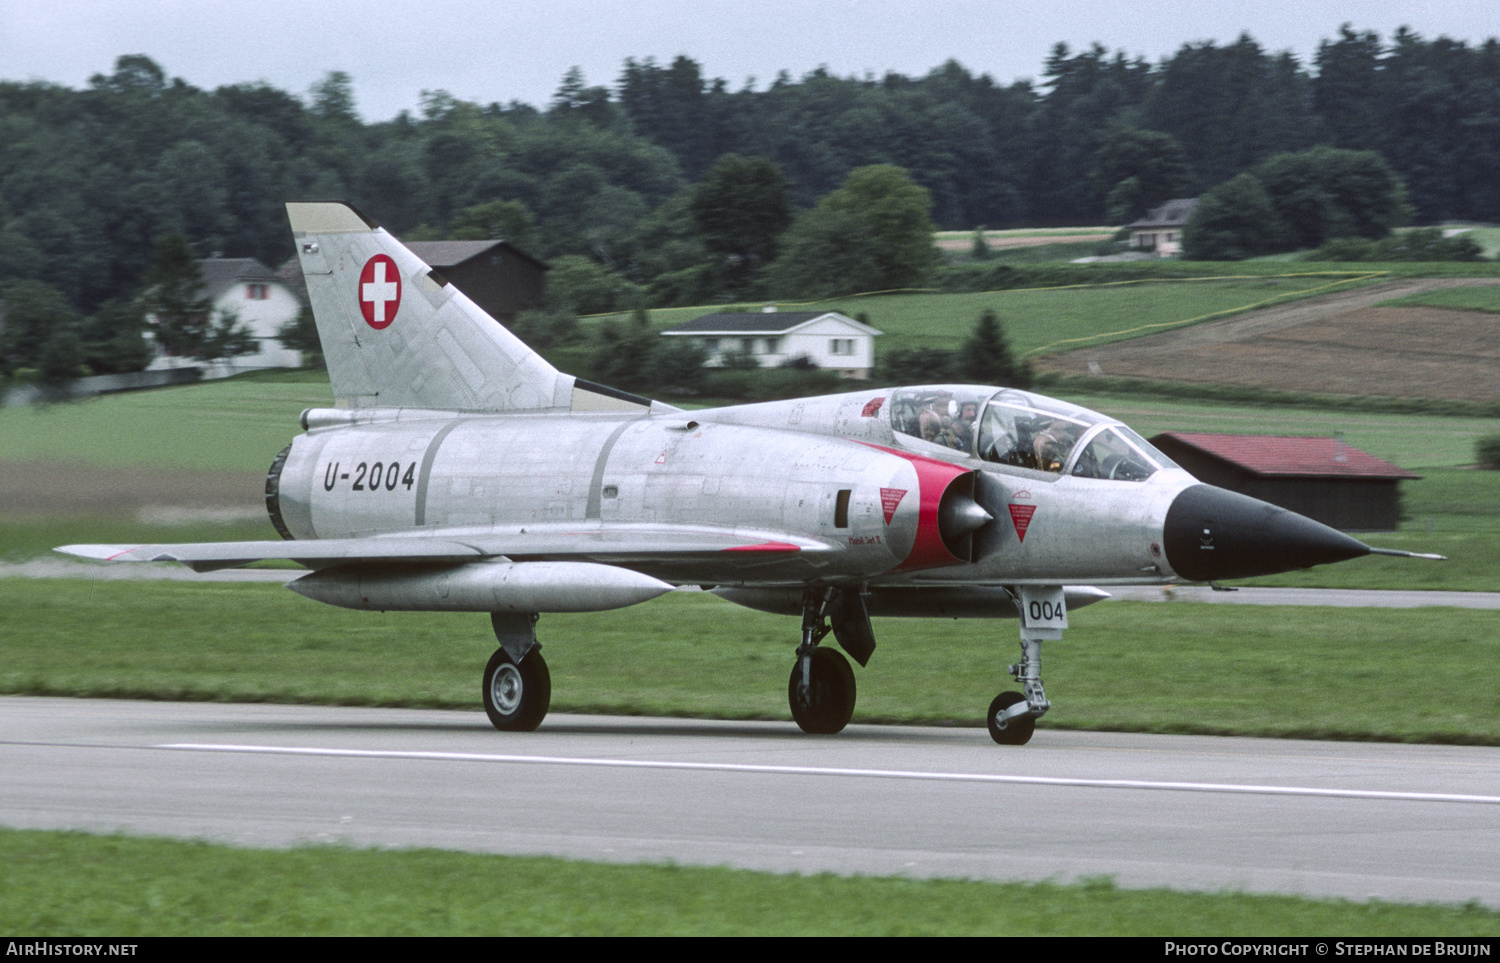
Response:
[988,586,1063,746]
[483,612,551,731]
[787,587,865,734]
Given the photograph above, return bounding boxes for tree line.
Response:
[2,26,1498,379]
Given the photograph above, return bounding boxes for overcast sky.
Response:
[3,0,1497,122]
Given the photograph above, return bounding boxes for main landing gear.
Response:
[483,612,551,731]
[788,587,875,735]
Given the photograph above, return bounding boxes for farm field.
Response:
[1038,277,1500,403]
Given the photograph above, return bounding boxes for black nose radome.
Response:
[1164,484,1370,582]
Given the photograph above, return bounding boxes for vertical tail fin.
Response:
[286,201,568,411]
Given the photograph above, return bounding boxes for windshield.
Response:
[977,392,1096,471]
[977,392,1176,480]
[1070,427,1161,481]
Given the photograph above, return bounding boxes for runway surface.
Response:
[4,696,1498,907]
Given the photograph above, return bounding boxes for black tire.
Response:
[987,690,1035,745]
[788,647,857,735]
[483,648,551,732]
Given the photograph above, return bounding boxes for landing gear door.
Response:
[828,587,876,668]
[1017,585,1067,637]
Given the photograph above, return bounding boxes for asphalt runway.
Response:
[4,696,1498,907]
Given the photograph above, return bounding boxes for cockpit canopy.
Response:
[888,386,1179,482]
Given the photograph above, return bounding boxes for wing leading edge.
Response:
[57,525,835,574]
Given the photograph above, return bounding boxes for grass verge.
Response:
[2,580,1496,743]
[3,828,1496,935]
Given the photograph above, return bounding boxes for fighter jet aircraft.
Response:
[59,202,1441,744]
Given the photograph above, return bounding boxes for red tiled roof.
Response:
[1153,432,1419,478]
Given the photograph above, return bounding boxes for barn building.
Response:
[660,309,881,378]
[277,238,549,326]
[1148,432,1419,532]
[403,240,549,324]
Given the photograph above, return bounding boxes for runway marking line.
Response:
[158,743,1500,806]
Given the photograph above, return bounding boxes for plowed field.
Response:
[1034,279,1500,402]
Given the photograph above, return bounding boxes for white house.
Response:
[660,308,882,379]
[148,258,303,377]
[1126,198,1198,256]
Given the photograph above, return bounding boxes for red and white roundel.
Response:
[358,254,401,329]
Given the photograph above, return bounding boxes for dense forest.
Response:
[2,24,1499,316]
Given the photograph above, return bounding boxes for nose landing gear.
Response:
[987,586,1064,746]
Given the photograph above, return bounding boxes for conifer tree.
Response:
[139,233,211,359]
[956,309,1030,387]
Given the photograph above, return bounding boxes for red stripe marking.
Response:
[857,443,969,572]
[721,541,802,553]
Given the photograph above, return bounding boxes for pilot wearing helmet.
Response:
[1032,419,1078,472]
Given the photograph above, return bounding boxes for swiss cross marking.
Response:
[359,255,401,329]
[861,397,885,418]
[1008,503,1037,542]
[879,487,906,524]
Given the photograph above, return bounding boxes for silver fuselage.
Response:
[270,386,1197,589]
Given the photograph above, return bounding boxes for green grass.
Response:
[0,517,280,561]
[0,373,331,473]
[6,829,1495,935]
[1377,286,1500,312]
[1238,519,1500,591]
[4,580,1497,743]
